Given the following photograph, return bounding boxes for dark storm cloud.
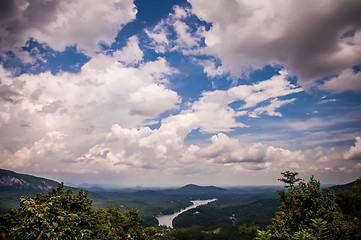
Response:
[284,0,361,81]
[190,0,361,88]
[0,0,18,20]
[0,0,60,49]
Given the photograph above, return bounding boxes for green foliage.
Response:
[239,224,260,239]
[278,171,302,189]
[255,230,272,240]
[173,198,280,230]
[270,175,350,239]
[0,183,170,240]
[170,225,244,240]
[336,177,361,219]
[335,177,361,239]
[240,172,359,240]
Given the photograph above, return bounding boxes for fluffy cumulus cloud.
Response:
[0,64,308,176]
[74,113,200,174]
[188,0,361,90]
[73,123,359,179]
[69,71,321,176]
[0,53,178,127]
[0,50,181,173]
[0,0,136,55]
[197,133,304,169]
[344,137,361,160]
[113,36,144,65]
[128,84,180,116]
[74,125,293,174]
[0,131,72,171]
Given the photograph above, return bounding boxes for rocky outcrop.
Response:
[0,176,29,188]
[0,175,54,190]
[0,169,58,190]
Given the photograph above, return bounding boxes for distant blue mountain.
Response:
[176,184,229,194]
[328,179,357,191]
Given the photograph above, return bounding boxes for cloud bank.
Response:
[189,0,361,89]
[0,0,360,186]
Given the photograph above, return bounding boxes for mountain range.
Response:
[0,168,359,229]
[2,168,358,192]
[1,168,357,193]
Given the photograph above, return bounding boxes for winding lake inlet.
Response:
[156,199,217,228]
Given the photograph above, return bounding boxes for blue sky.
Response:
[0,0,361,186]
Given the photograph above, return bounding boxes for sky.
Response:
[0,0,361,187]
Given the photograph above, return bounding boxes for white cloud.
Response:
[174,20,198,48]
[319,68,361,93]
[229,70,302,109]
[189,0,361,89]
[344,136,361,160]
[145,5,204,54]
[145,24,169,53]
[197,59,228,78]
[75,113,200,173]
[128,84,180,116]
[0,131,72,172]
[281,116,358,133]
[72,123,308,174]
[197,133,305,171]
[0,53,180,167]
[0,0,137,55]
[173,5,190,19]
[1,92,359,181]
[188,70,302,132]
[283,118,330,131]
[318,95,338,104]
[248,98,296,118]
[0,59,305,178]
[191,93,247,132]
[113,36,144,65]
[59,130,361,177]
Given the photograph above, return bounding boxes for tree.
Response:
[277,171,302,189]
[239,224,260,239]
[242,172,352,240]
[0,183,171,240]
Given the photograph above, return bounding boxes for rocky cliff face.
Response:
[0,176,54,190]
[0,169,58,190]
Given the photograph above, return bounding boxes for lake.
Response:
[156,199,217,228]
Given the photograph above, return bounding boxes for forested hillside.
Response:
[0,169,60,213]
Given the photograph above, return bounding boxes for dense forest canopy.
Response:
[0,183,172,240]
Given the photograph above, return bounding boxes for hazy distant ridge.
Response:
[176,184,229,194]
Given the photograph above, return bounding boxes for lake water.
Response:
[156,199,217,228]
